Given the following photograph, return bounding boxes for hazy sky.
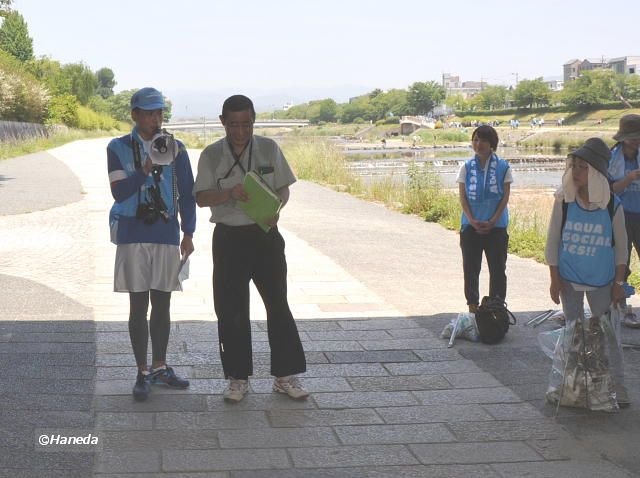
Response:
[10,0,640,102]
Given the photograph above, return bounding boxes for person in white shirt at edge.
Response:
[545,137,629,408]
[192,94,308,402]
[457,125,513,314]
[107,87,196,401]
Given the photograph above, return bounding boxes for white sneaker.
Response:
[273,375,310,400]
[223,378,249,403]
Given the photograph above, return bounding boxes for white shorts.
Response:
[114,243,181,293]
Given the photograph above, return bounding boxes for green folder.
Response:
[238,171,283,232]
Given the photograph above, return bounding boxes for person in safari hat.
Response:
[108,87,196,401]
[546,137,629,408]
[607,114,640,328]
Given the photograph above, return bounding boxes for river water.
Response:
[345,146,566,189]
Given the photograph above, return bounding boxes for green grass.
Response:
[281,138,362,193]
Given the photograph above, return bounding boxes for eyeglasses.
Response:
[226,121,254,130]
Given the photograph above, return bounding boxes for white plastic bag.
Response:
[545,307,622,412]
[441,313,480,343]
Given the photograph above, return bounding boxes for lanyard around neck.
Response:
[219,140,253,185]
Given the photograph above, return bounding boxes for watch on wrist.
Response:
[615,281,625,286]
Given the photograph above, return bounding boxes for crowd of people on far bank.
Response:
[108,87,640,411]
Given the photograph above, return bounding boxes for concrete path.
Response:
[0,138,639,477]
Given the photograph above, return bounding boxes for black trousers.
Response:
[212,224,306,379]
[460,226,508,306]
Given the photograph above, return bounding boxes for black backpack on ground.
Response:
[475,296,517,344]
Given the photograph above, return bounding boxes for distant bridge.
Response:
[164,119,309,131]
[399,116,436,135]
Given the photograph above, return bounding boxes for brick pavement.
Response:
[0,138,638,477]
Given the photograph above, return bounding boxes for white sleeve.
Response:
[456,164,467,183]
[504,167,514,184]
[613,206,629,266]
[544,198,563,266]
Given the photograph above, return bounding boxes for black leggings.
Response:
[128,290,171,366]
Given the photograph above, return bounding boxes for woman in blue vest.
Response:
[458,125,512,313]
[545,137,628,408]
[607,114,640,328]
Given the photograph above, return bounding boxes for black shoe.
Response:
[149,366,189,389]
[133,371,151,401]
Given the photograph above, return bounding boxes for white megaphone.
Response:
[149,129,177,165]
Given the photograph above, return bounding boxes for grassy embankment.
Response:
[281,113,640,288]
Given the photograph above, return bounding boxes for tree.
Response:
[471,85,509,110]
[0,10,33,62]
[407,81,445,115]
[340,96,373,123]
[0,49,48,121]
[104,89,136,122]
[163,98,172,122]
[308,98,338,124]
[46,94,79,126]
[512,78,551,108]
[370,88,409,120]
[444,92,469,112]
[621,74,640,101]
[0,0,12,17]
[60,62,98,105]
[95,67,116,98]
[26,56,70,95]
[560,70,618,108]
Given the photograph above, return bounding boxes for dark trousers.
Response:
[212,224,306,379]
[128,290,171,366]
[460,226,508,306]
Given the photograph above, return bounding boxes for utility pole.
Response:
[512,72,519,86]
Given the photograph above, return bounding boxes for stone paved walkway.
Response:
[0,138,638,477]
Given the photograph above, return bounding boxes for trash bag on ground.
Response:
[441,313,480,343]
[537,327,564,359]
[544,306,625,412]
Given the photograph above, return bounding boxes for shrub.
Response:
[46,94,79,126]
[75,105,119,130]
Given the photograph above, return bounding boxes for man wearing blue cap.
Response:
[107,87,197,401]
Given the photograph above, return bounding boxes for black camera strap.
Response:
[131,135,143,206]
[131,134,162,204]
[132,135,143,170]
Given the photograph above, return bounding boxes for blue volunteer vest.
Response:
[558,200,617,287]
[610,144,640,214]
[110,135,177,219]
[108,133,179,244]
[461,154,510,229]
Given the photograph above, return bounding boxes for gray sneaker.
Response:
[223,378,249,403]
[617,386,631,409]
[273,375,309,400]
[623,312,640,329]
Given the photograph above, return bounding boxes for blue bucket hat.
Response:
[130,87,165,110]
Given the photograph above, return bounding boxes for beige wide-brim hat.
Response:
[613,114,640,142]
